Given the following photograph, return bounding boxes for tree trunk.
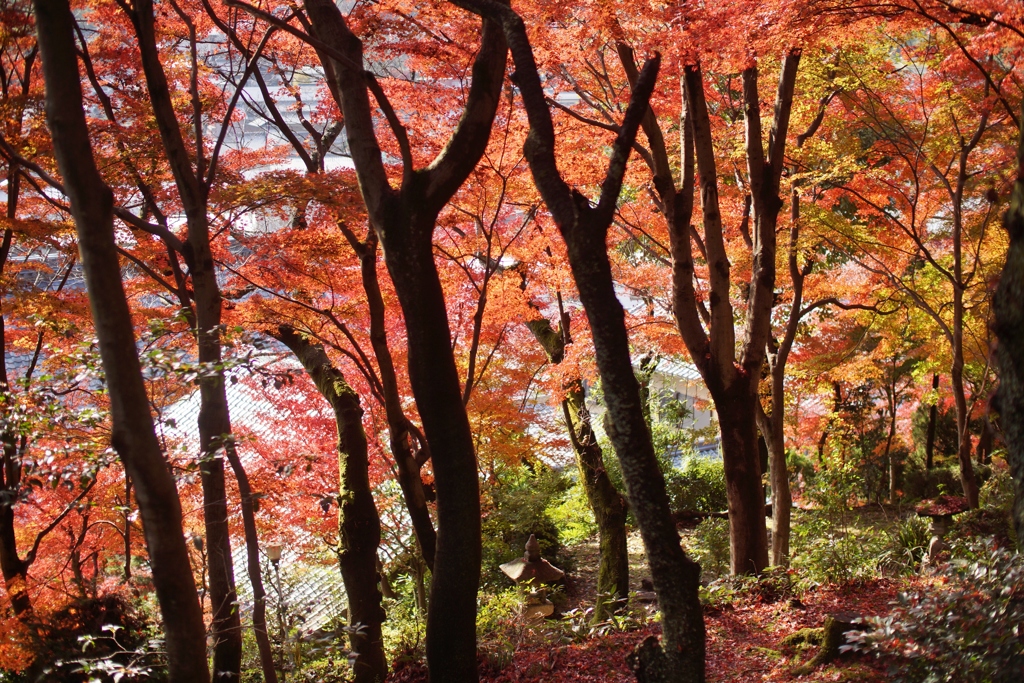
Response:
[993,106,1024,549]
[378,213,481,682]
[950,352,979,507]
[191,224,243,678]
[886,420,899,504]
[977,415,992,466]
[526,317,629,621]
[670,56,797,577]
[756,389,789,568]
[450,5,705,675]
[767,430,789,567]
[926,374,939,470]
[299,2,507,677]
[719,402,770,574]
[222,445,278,683]
[568,209,706,681]
[496,28,704,674]
[276,327,387,683]
[0,345,31,617]
[0,503,30,618]
[564,388,629,620]
[125,1,243,672]
[0,168,33,619]
[350,229,436,569]
[34,1,210,679]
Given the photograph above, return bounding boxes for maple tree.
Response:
[234,1,509,679]
[815,24,1018,507]
[448,2,709,681]
[32,0,210,679]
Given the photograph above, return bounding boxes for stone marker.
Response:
[500,534,565,620]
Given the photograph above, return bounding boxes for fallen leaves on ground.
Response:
[388,578,912,682]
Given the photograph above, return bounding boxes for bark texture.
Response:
[34,1,210,678]
[993,105,1024,548]
[276,327,387,683]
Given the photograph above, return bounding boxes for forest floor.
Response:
[389,527,910,682]
[469,575,902,682]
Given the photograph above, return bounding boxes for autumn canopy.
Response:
[0,0,1023,682]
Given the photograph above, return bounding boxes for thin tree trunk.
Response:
[951,349,979,507]
[222,445,278,683]
[756,385,789,567]
[563,388,629,620]
[567,207,706,682]
[124,476,132,582]
[0,154,32,619]
[124,1,243,673]
[0,500,30,617]
[882,367,902,504]
[0,320,31,618]
[275,327,387,683]
[760,91,830,567]
[526,315,629,621]
[926,373,939,470]
[34,1,210,678]
[977,415,992,465]
[192,239,243,678]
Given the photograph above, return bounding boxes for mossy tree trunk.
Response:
[452,2,706,676]
[275,327,387,683]
[526,317,629,621]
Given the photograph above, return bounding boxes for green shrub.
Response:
[847,544,1024,682]
[787,450,817,487]
[950,508,1016,550]
[903,465,963,500]
[686,517,730,581]
[791,465,884,585]
[550,593,655,644]
[476,588,528,673]
[665,457,727,515]
[980,465,1014,514]
[699,566,798,608]
[291,658,350,683]
[480,464,573,588]
[380,574,425,668]
[546,479,598,547]
[18,594,168,683]
[876,515,930,576]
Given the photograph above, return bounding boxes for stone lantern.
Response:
[916,495,970,565]
[500,534,564,620]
